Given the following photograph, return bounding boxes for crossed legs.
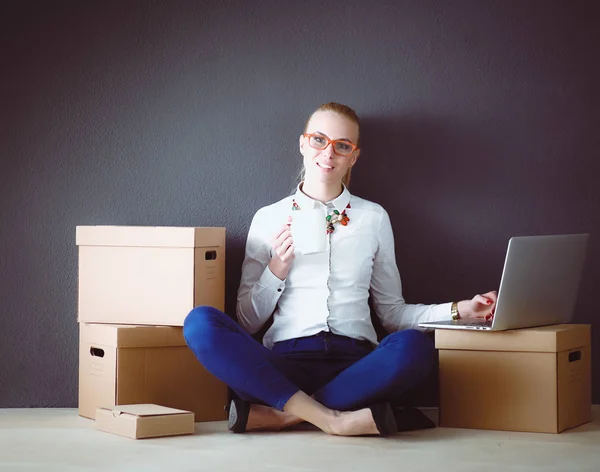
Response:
[183,306,434,435]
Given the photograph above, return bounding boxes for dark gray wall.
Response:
[1,0,599,407]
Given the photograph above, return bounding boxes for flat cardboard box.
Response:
[79,323,228,422]
[77,226,225,326]
[437,324,591,433]
[95,404,194,439]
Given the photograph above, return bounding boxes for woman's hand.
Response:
[457,291,498,321]
[268,216,295,280]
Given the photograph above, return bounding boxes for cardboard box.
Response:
[95,404,194,439]
[437,324,591,433]
[79,323,228,422]
[77,226,225,326]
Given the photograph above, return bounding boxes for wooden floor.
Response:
[1,407,599,472]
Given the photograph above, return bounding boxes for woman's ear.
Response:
[350,149,360,166]
[299,134,305,155]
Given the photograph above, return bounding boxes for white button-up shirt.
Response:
[236,185,451,349]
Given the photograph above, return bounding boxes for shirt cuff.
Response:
[431,302,453,322]
[257,265,286,293]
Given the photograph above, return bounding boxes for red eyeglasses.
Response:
[303,133,358,156]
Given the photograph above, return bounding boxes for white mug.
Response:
[290,210,327,254]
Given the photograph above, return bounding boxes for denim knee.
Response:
[183,305,223,357]
[380,329,435,379]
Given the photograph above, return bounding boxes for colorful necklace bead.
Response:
[291,200,351,234]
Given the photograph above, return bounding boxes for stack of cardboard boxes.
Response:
[74,226,592,435]
[76,226,229,424]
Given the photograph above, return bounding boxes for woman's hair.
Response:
[298,102,360,188]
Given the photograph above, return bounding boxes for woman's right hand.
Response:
[268,216,295,280]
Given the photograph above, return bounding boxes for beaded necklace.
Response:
[292,199,351,234]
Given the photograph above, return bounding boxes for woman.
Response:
[184,102,497,437]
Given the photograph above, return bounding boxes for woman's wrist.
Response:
[269,258,291,281]
[455,300,471,319]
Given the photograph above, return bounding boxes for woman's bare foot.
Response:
[246,404,379,436]
[245,405,305,431]
[282,391,388,437]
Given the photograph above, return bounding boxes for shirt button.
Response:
[277,288,282,292]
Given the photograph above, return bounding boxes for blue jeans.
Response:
[183,306,435,412]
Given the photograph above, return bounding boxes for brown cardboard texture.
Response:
[77,225,225,326]
[437,324,591,433]
[95,404,194,439]
[79,323,228,422]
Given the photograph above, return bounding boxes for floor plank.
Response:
[1,407,599,472]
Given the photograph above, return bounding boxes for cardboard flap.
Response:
[80,323,187,348]
[100,404,192,417]
[435,324,590,353]
[76,226,225,248]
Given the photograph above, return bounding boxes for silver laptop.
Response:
[418,233,589,331]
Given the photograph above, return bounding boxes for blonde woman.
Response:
[184,103,497,436]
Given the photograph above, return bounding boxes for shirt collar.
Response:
[293,183,351,213]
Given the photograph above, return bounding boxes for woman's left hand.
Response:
[457,291,498,321]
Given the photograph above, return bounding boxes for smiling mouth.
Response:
[317,162,334,170]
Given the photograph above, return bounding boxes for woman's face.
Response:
[299,110,360,187]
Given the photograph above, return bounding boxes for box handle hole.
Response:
[205,250,217,260]
[568,350,581,363]
[90,347,105,358]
